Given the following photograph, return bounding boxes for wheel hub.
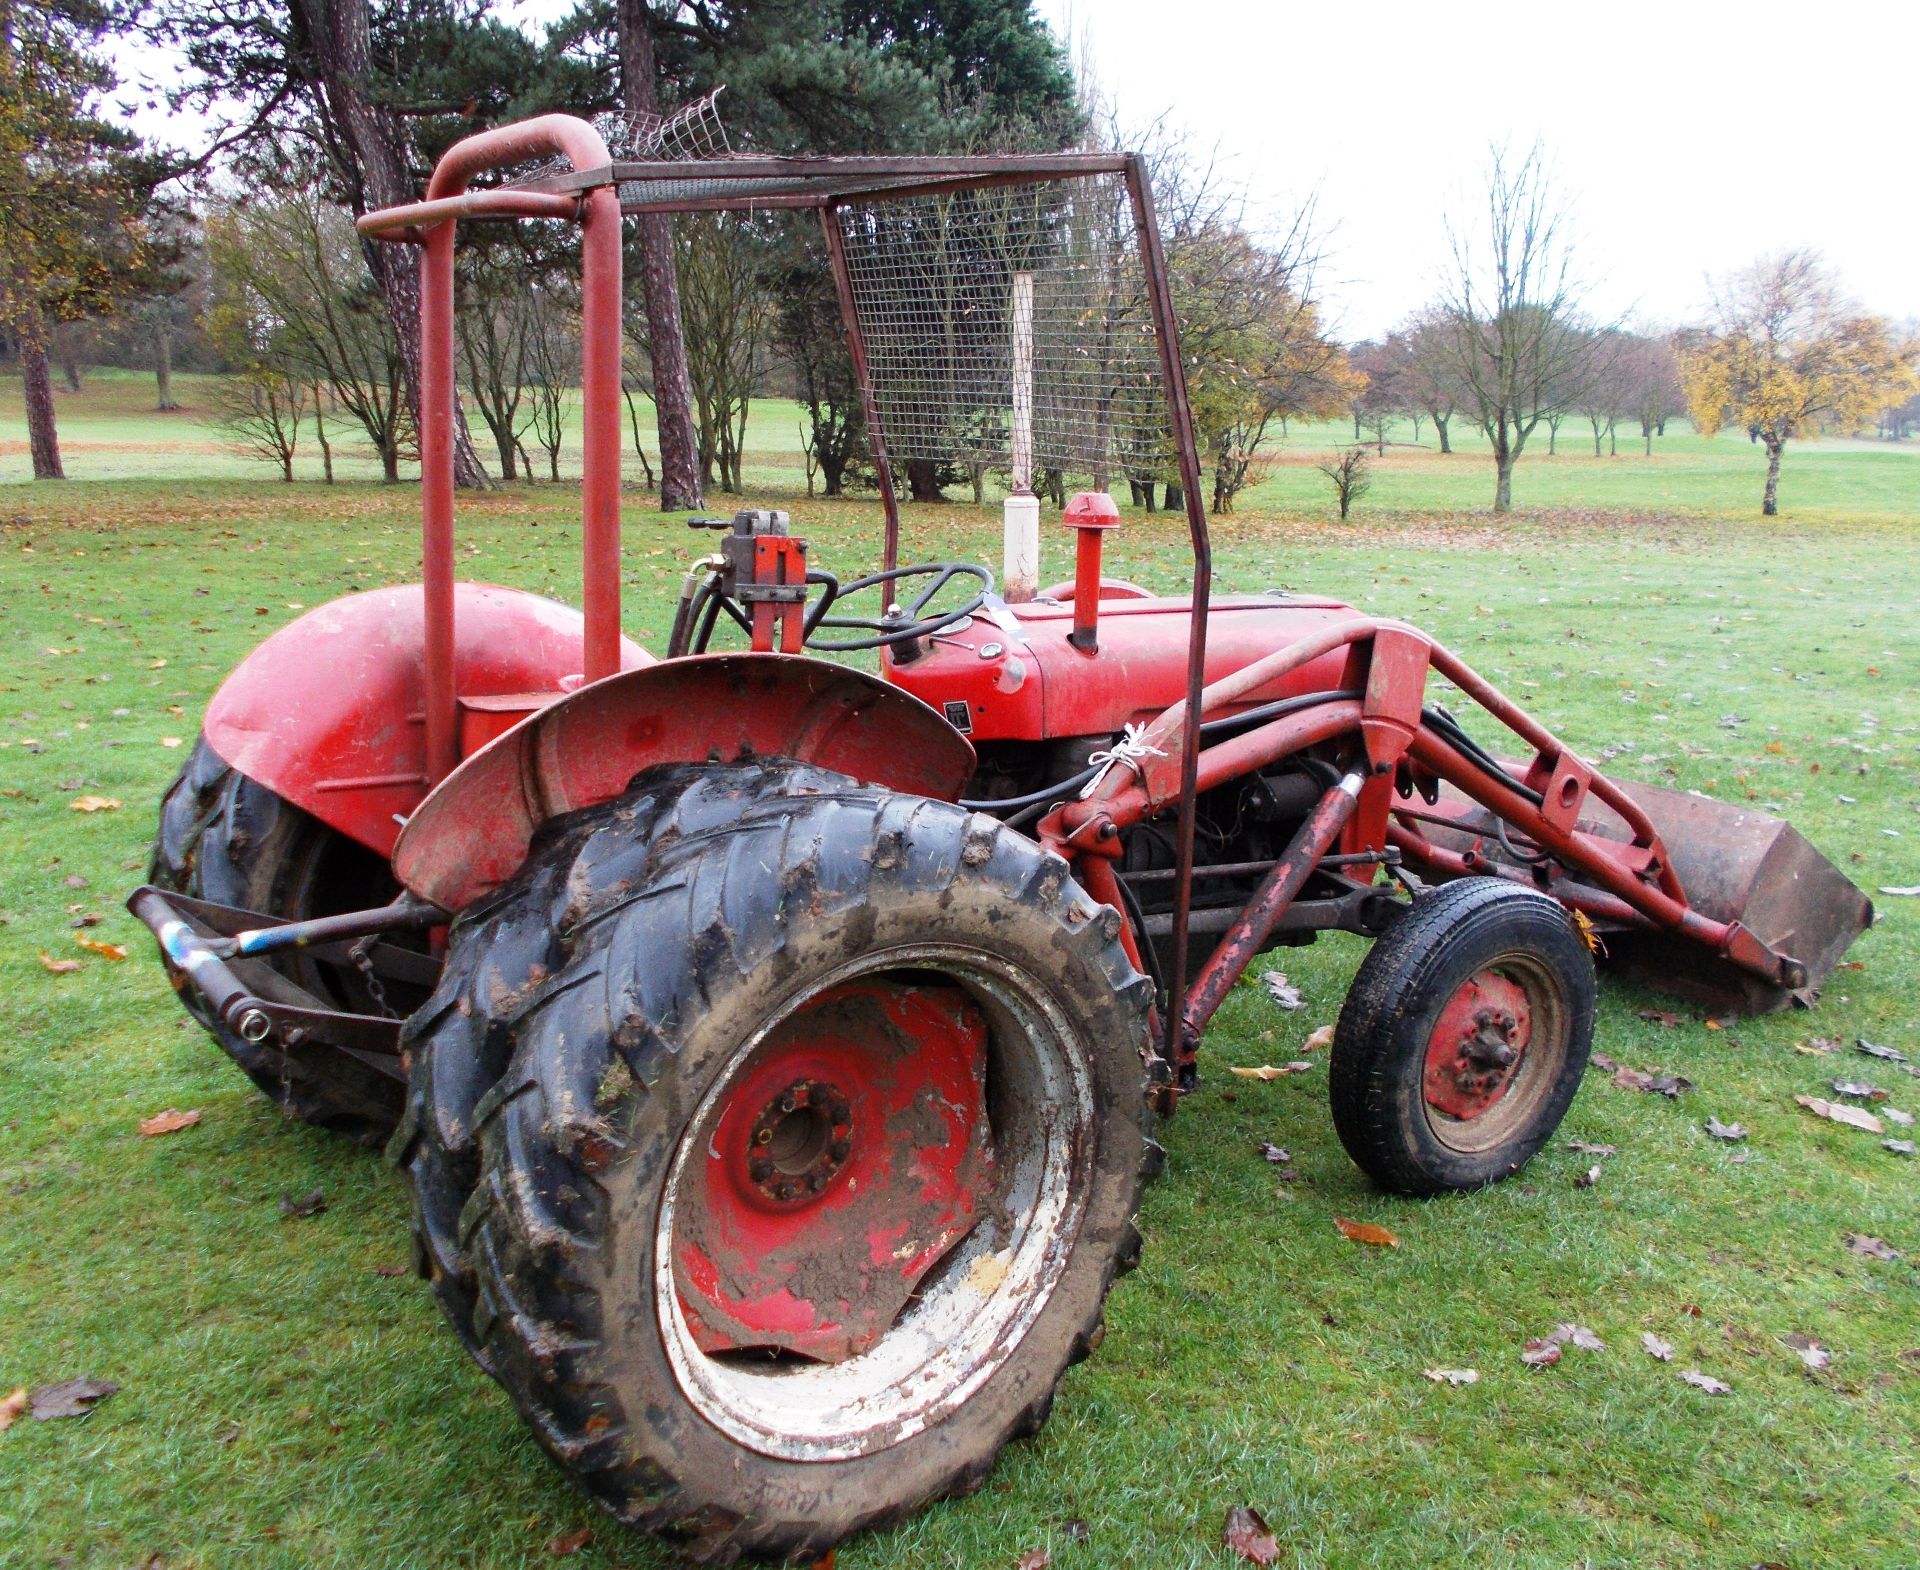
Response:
[1424,969,1532,1120]
[674,979,993,1363]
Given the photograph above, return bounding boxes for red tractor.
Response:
[131,114,1871,1562]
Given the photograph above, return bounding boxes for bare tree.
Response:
[518,285,577,482]
[1317,445,1371,520]
[1573,328,1632,456]
[1439,142,1602,512]
[1393,310,1465,453]
[1621,330,1684,455]
[676,213,766,494]
[459,249,535,482]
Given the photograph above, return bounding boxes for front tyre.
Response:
[1330,878,1595,1196]
[435,763,1154,1563]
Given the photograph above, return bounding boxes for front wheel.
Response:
[1330,878,1595,1195]
[424,763,1155,1562]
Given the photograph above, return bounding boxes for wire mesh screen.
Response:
[520,91,730,188]
[834,175,1171,481]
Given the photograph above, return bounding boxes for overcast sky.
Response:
[119,0,1917,341]
[1041,0,1918,339]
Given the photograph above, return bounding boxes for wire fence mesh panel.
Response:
[834,175,1172,486]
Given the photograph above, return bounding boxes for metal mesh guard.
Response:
[835,176,1171,479]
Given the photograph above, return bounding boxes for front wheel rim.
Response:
[656,943,1095,1462]
[1420,951,1567,1155]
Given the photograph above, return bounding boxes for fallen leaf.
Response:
[1783,1334,1830,1371]
[0,1388,27,1430]
[1423,1368,1479,1386]
[137,1108,201,1136]
[1795,1095,1883,1134]
[1567,1140,1617,1156]
[1302,1023,1334,1052]
[216,1419,244,1444]
[1612,1064,1693,1097]
[1830,1078,1887,1100]
[1793,1038,1837,1056]
[37,953,82,974]
[1332,1217,1399,1248]
[74,935,127,961]
[1857,1038,1909,1063]
[160,736,183,748]
[61,873,88,889]
[1679,1369,1731,1395]
[68,795,121,813]
[1885,1139,1917,1156]
[1878,884,1920,897]
[30,1378,118,1421]
[280,1188,327,1220]
[1222,1506,1279,1567]
[1551,1324,1605,1352]
[1705,1117,1748,1142]
[1575,1164,1601,1189]
[373,1264,407,1278]
[1884,1107,1914,1127]
[1641,1332,1674,1362]
[1636,1008,1682,1028]
[1256,1142,1291,1164]
[1062,1520,1091,1542]
[1521,1339,1561,1368]
[1230,1062,1312,1080]
[1015,1550,1051,1570]
[544,1526,592,1556]
[1846,1234,1902,1261]
[1258,972,1304,1010]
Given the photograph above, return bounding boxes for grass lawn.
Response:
[2,378,1918,1569]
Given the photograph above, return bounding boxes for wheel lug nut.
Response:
[748,1157,772,1182]
[754,1127,772,1145]
[830,1138,852,1162]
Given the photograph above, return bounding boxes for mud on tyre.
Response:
[408,759,1155,1563]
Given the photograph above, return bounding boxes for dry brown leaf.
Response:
[1679,1369,1731,1395]
[137,1108,201,1137]
[1847,1234,1902,1261]
[74,935,127,961]
[1258,972,1304,1010]
[30,1378,118,1420]
[1795,1095,1883,1134]
[1229,1062,1312,1080]
[1222,1505,1279,1567]
[1256,1142,1291,1164]
[544,1526,592,1556]
[68,795,121,813]
[0,1387,27,1431]
[1422,1368,1478,1386]
[280,1188,327,1220]
[1636,1008,1682,1028]
[1575,1164,1601,1189]
[1641,1332,1674,1362]
[1332,1216,1399,1248]
[1302,1023,1334,1052]
[1521,1338,1561,1368]
[1551,1324,1605,1352]
[37,953,83,974]
[1783,1334,1830,1371]
[1015,1550,1051,1570]
[1567,1140,1617,1156]
[1705,1117,1748,1142]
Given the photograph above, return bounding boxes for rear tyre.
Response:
[1330,878,1594,1196]
[420,761,1155,1563]
[149,735,414,1145]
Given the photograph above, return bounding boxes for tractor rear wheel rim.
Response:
[1421,953,1566,1154]
[656,944,1093,1463]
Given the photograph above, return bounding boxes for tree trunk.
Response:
[300,0,489,490]
[16,303,64,480]
[154,327,177,410]
[1435,413,1451,454]
[1163,478,1183,512]
[1493,451,1513,514]
[1352,413,1361,440]
[1608,420,1617,458]
[907,458,946,502]
[821,453,845,495]
[618,0,703,512]
[1762,440,1783,516]
[60,353,81,393]
[1410,413,1423,444]
[314,384,334,483]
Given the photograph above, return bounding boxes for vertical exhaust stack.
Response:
[1003,270,1039,601]
[1065,491,1121,652]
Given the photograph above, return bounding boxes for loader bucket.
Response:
[1595,778,1874,1015]
[1420,776,1873,1015]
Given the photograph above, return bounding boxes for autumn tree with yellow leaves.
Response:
[1680,251,1916,516]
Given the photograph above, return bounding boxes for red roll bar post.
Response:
[359,115,622,784]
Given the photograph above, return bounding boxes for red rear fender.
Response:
[391,654,976,912]
[203,584,652,859]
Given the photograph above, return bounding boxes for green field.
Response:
[3,377,1918,1570]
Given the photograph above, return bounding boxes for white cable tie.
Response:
[1079,723,1167,799]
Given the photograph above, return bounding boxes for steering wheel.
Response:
[804,562,993,652]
